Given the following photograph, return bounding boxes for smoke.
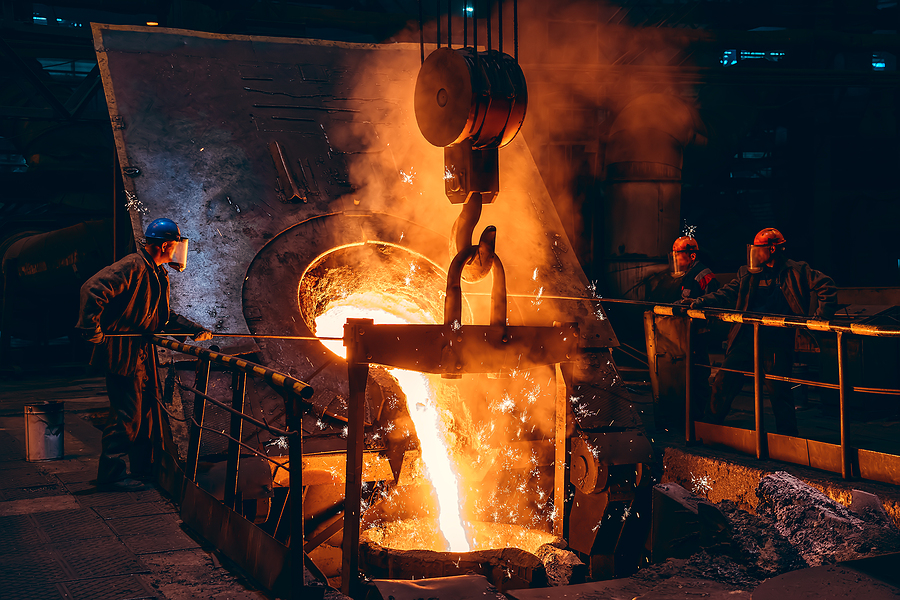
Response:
[323,0,696,530]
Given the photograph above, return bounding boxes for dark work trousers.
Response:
[97,347,156,483]
[708,328,798,436]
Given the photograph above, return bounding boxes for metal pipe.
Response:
[487,0,492,51]
[341,319,370,597]
[837,331,852,479]
[224,370,247,510]
[447,0,452,47]
[498,0,503,54]
[464,0,468,47]
[107,332,341,341]
[513,0,518,61]
[177,382,293,438]
[685,315,693,443]
[153,336,314,399]
[753,323,766,460]
[288,403,305,599]
[553,363,566,537]
[186,359,211,481]
[419,0,425,63]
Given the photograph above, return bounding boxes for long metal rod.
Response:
[701,363,900,396]
[553,363,566,537]
[419,0,425,63]
[224,371,247,510]
[341,341,368,597]
[178,382,293,437]
[464,0,468,46]
[837,331,851,479]
[288,405,305,599]
[486,0,492,51]
[153,336,314,399]
[685,316,694,443]
[185,359,211,482]
[107,332,341,341]
[498,0,503,54]
[447,0,452,47]
[513,0,518,60]
[753,323,766,460]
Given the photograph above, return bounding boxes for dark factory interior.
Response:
[1,1,900,600]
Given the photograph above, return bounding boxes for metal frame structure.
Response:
[340,317,579,596]
[148,336,316,600]
[651,304,900,485]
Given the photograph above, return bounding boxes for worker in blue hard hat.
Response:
[75,217,212,490]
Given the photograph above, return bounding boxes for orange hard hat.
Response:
[673,236,699,253]
[753,228,786,246]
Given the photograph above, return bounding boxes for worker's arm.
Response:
[693,269,745,309]
[808,267,838,320]
[74,261,136,343]
[164,311,213,341]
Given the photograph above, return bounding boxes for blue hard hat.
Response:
[145,218,184,242]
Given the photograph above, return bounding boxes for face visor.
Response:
[167,238,189,272]
[747,243,772,273]
[669,250,694,278]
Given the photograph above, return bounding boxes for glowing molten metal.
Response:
[315,294,471,552]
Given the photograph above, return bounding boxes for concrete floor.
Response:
[0,370,267,600]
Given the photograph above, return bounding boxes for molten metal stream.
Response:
[315,295,471,552]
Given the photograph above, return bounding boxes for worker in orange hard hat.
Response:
[669,236,720,422]
[691,228,837,435]
[670,236,720,301]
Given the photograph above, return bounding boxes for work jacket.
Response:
[695,257,838,350]
[680,260,720,301]
[75,247,203,376]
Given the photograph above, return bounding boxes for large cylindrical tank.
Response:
[602,94,706,299]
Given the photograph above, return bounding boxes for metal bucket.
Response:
[25,401,65,461]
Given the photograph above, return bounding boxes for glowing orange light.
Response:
[146,21,159,26]
[315,294,471,552]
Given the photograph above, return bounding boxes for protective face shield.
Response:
[669,250,695,278]
[747,243,773,273]
[670,236,699,278]
[166,238,189,272]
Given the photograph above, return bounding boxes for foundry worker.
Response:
[670,236,720,421]
[671,236,720,301]
[75,218,212,489]
[691,228,837,435]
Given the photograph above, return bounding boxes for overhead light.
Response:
[146,21,159,26]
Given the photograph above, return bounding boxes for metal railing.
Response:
[149,335,315,600]
[644,303,900,484]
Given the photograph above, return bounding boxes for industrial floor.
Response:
[2,342,900,600]
[0,367,267,600]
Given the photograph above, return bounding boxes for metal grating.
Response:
[33,509,114,542]
[53,537,147,579]
[0,514,45,547]
[1,483,69,501]
[94,501,171,520]
[60,574,157,600]
[105,514,181,537]
[0,546,70,583]
[0,581,66,600]
[121,533,201,554]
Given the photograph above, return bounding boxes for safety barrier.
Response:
[149,335,316,600]
[645,303,900,484]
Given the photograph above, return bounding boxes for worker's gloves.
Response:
[690,298,706,310]
[192,330,213,342]
[82,329,105,344]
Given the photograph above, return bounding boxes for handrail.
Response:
[152,335,314,399]
[147,335,311,599]
[653,303,900,337]
[640,299,900,485]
